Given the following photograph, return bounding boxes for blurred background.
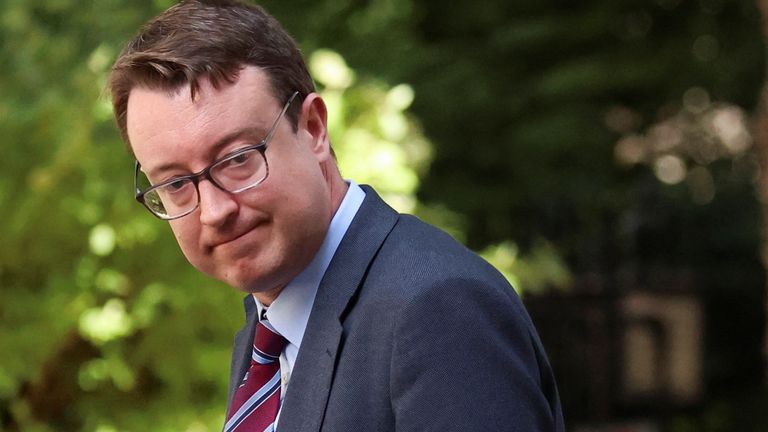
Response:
[1,0,766,430]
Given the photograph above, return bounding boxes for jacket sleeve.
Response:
[389,275,564,432]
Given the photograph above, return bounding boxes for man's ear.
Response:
[298,93,331,161]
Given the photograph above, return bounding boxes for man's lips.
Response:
[204,221,265,251]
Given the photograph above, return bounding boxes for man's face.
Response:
[127,67,336,299]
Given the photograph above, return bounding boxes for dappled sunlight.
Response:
[89,223,116,257]
[309,49,431,214]
[611,87,752,203]
[480,240,572,295]
[78,299,134,345]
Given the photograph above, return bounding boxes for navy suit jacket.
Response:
[227,186,565,431]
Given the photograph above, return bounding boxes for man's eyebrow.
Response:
[146,126,269,178]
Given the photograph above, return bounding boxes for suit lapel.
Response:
[277,186,398,432]
[227,296,258,410]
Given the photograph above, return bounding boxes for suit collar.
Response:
[229,182,367,407]
[228,295,259,407]
[276,185,398,431]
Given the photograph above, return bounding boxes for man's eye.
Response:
[229,152,252,165]
[167,179,189,191]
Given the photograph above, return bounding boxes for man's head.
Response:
[110,0,315,145]
[110,0,347,303]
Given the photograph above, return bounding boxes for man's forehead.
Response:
[126,67,281,172]
[127,68,278,130]
[127,66,277,113]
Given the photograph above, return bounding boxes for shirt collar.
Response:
[253,180,366,349]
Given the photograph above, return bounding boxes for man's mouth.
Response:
[205,221,264,252]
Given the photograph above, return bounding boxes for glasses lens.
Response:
[144,178,197,218]
[210,148,268,192]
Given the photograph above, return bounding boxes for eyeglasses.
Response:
[134,91,299,220]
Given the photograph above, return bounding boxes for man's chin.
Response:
[244,282,285,306]
[219,268,284,297]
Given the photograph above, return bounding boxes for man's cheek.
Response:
[169,226,201,261]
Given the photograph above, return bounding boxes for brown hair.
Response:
[109,0,314,145]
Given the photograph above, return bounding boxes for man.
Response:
[109,0,565,431]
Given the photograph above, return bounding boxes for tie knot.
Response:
[253,320,286,360]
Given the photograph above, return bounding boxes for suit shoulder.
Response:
[364,214,521,306]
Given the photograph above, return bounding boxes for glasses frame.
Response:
[134,91,299,220]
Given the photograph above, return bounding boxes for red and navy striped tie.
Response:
[225,319,286,432]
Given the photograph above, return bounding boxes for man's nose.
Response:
[197,179,238,226]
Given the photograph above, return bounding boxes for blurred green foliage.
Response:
[0,1,450,430]
[0,0,766,430]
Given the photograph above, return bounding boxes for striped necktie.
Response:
[225,319,287,432]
